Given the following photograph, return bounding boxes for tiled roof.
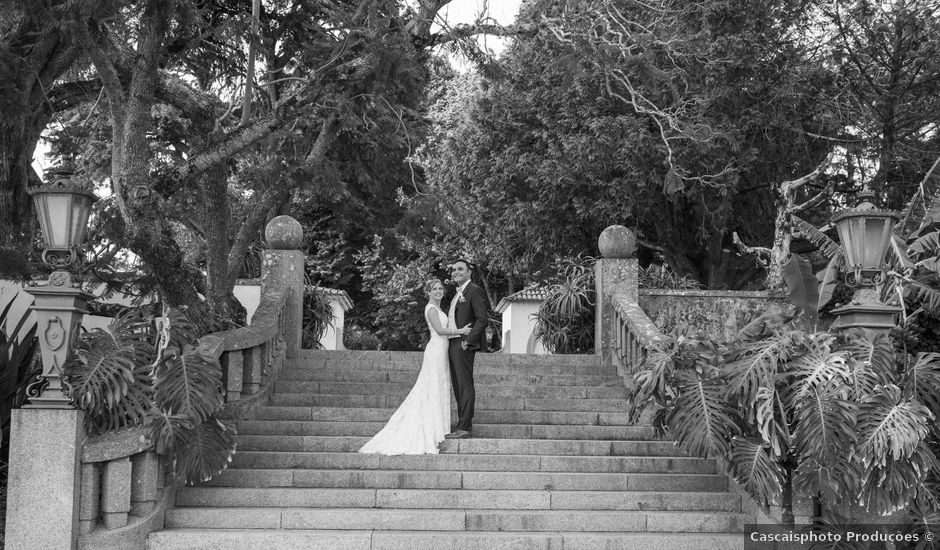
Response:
[305,285,353,310]
[495,285,550,313]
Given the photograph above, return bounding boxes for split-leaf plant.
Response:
[64,306,236,485]
[631,231,940,529]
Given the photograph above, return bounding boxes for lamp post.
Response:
[23,166,96,408]
[830,186,900,333]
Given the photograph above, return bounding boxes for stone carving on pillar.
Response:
[262,215,305,359]
[25,270,93,408]
[595,225,639,363]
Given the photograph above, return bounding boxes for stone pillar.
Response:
[5,408,84,549]
[6,270,90,549]
[594,225,639,364]
[262,215,305,359]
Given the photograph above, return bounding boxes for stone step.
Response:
[165,507,748,532]
[277,368,623,387]
[237,436,682,456]
[273,381,630,399]
[148,529,744,550]
[228,451,715,474]
[175,487,741,512]
[252,406,634,426]
[296,350,606,367]
[235,420,653,440]
[201,469,729,492]
[270,394,631,411]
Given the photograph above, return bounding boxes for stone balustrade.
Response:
[610,294,673,380]
[199,285,290,417]
[75,427,168,549]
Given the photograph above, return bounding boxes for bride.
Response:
[359,279,471,455]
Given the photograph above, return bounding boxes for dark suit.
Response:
[448,282,488,432]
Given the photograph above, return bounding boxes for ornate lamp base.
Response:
[23,270,93,408]
[830,302,900,333]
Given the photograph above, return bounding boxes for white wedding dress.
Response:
[359,304,452,455]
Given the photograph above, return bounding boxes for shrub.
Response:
[533,256,596,354]
[64,306,236,485]
[638,264,703,290]
[344,325,381,350]
[302,288,336,349]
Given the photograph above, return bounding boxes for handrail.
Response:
[610,293,673,380]
[197,281,291,412]
[75,280,293,547]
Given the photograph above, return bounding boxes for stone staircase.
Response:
[148,350,747,549]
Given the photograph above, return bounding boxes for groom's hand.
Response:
[461,341,468,350]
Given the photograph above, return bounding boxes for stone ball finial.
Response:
[598,225,636,258]
[265,215,303,250]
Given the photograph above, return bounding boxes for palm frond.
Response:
[667,369,739,457]
[896,157,940,237]
[901,276,940,315]
[887,233,916,271]
[728,437,783,507]
[901,352,940,413]
[909,231,940,261]
[175,417,237,485]
[792,215,841,258]
[630,346,675,417]
[857,385,933,469]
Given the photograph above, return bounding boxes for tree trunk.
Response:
[203,166,246,327]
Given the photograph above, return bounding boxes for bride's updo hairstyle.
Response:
[424,279,443,296]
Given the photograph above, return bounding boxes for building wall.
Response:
[500,301,547,355]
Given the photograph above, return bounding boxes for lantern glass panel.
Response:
[835,219,858,267]
[70,196,92,246]
[43,193,73,248]
[862,217,888,269]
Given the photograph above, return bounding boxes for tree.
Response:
[0,0,85,270]
[818,0,940,208]
[4,0,529,330]
[420,0,839,289]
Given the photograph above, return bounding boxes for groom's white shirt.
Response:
[447,280,470,339]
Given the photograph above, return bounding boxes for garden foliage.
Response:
[64,306,236,485]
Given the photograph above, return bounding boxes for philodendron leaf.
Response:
[667,369,739,458]
[782,254,820,325]
[729,437,783,508]
[176,417,237,485]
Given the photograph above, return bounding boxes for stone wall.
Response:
[638,289,792,342]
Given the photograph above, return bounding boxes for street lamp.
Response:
[830,185,901,332]
[23,166,96,408]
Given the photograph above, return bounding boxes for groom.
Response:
[445,259,488,439]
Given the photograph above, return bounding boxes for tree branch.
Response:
[427,23,538,47]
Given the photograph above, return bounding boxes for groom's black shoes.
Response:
[444,429,471,439]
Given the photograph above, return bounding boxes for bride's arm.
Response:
[426,309,470,336]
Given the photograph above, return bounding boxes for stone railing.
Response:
[200,284,290,418]
[70,216,304,550]
[610,294,672,381]
[76,427,168,549]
